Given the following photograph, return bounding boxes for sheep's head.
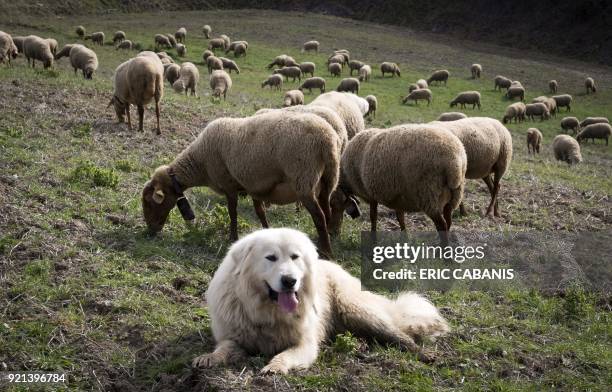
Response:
[142,165,182,233]
[172,80,185,93]
[83,66,95,80]
[450,101,457,108]
[108,96,127,123]
[328,188,361,237]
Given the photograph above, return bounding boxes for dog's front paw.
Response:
[260,359,289,375]
[192,353,221,368]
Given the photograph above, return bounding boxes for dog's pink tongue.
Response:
[278,291,299,313]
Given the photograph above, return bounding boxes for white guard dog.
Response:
[193,228,449,374]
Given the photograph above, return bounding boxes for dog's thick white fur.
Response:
[193,228,449,374]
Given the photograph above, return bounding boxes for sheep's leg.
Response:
[317,181,332,224]
[300,196,332,258]
[396,210,406,231]
[226,193,239,242]
[154,100,161,135]
[459,203,466,216]
[443,203,453,230]
[484,175,500,217]
[253,199,269,228]
[369,201,378,232]
[137,104,144,132]
[429,214,448,246]
[125,105,132,130]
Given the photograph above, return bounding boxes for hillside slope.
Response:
[0,0,610,65]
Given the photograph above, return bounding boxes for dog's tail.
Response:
[391,292,450,337]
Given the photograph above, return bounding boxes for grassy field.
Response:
[1,9,611,391]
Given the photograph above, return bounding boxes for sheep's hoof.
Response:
[154,128,161,135]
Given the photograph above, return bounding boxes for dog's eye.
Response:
[290,254,299,260]
[265,255,277,262]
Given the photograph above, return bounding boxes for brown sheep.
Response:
[526,128,542,154]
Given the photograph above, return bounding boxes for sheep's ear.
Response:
[152,189,165,204]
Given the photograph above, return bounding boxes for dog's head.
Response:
[226,228,319,315]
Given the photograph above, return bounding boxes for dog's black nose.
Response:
[281,275,297,289]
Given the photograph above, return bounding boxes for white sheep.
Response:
[283,90,305,107]
[502,102,526,124]
[560,117,580,134]
[358,65,371,82]
[336,78,360,94]
[585,77,596,94]
[261,74,283,90]
[299,77,326,94]
[172,62,199,96]
[302,40,319,53]
[437,112,467,121]
[202,25,212,39]
[365,95,377,118]
[380,62,400,77]
[549,80,558,94]
[525,103,550,121]
[402,89,432,106]
[552,135,582,165]
[209,69,232,101]
[329,62,342,77]
[577,123,611,145]
[23,35,53,69]
[427,69,450,85]
[526,128,542,154]
[471,64,482,79]
[175,27,187,43]
[299,62,315,77]
[450,91,481,109]
[552,94,572,111]
[579,117,609,128]
[176,43,186,57]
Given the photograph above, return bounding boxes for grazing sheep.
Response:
[579,117,609,128]
[408,83,419,93]
[506,86,525,101]
[141,111,341,256]
[206,55,224,74]
[549,80,558,94]
[283,90,305,107]
[233,43,247,58]
[358,64,371,82]
[416,79,428,89]
[431,118,512,217]
[302,40,319,53]
[225,41,247,53]
[116,40,133,50]
[585,77,596,94]
[261,74,283,90]
[526,128,542,154]
[402,88,432,106]
[109,53,164,134]
[311,91,365,140]
[450,91,481,109]
[202,25,212,39]
[299,62,315,77]
[155,34,172,50]
[577,123,612,145]
[157,52,174,64]
[348,60,365,76]
[66,44,98,79]
[218,57,240,74]
[299,77,326,94]
[330,124,467,243]
[172,62,199,96]
[328,50,349,66]
[176,43,186,57]
[54,44,75,59]
[553,94,573,111]
[365,95,377,118]
[45,38,58,56]
[336,78,360,94]
[85,32,104,46]
[427,69,450,85]
[208,38,226,51]
[76,26,85,39]
[166,34,177,48]
[471,63,482,79]
[23,35,54,69]
[219,34,231,50]
[437,112,467,121]
[164,63,181,85]
[209,69,232,101]
[113,31,126,44]
[175,27,187,43]
[510,80,523,87]
[552,135,582,165]
[380,62,400,77]
[0,31,18,66]
[329,62,342,77]
[328,54,345,67]
[532,96,557,117]
[274,66,302,82]
[202,50,213,62]
[560,117,580,134]
[12,36,25,53]
[494,75,511,91]
[525,103,550,121]
[502,102,527,124]
[267,54,297,69]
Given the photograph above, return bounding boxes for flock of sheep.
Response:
[0,23,609,256]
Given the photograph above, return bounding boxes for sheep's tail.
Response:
[390,292,450,337]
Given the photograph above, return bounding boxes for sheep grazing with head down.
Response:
[437,112,467,122]
[549,80,558,94]
[226,41,248,54]
[165,34,177,48]
[229,42,248,58]
[206,55,223,74]
[116,40,133,50]
[311,91,365,140]
[44,38,58,56]
[262,74,283,90]
[365,95,377,118]
[155,34,172,50]
[577,123,612,145]
[283,90,305,107]
[402,88,432,106]
[85,32,104,46]
[506,85,525,101]
[526,103,550,121]
[76,26,86,39]
[12,36,25,53]
[579,117,609,128]
[408,83,419,93]
[302,40,319,53]
[502,102,526,124]
[348,60,365,76]
[494,75,511,91]
[430,117,512,217]
[23,35,54,69]
[141,111,342,257]
[552,135,582,165]
[532,96,557,117]
[0,31,18,66]
[328,54,345,68]
[526,128,542,154]
[380,62,400,77]
[209,69,232,101]
[471,64,482,79]
[208,38,226,51]
[299,62,315,77]
[329,124,467,243]
[553,94,573,111]
[416,79,428,89]
[427,69,450,86]
[274,66,302,82]
[176,43,187,57]
[109,52,164,134]
[164,63,181,85]
[219,34,231,50]
[329,62,342,77]
[336,78,360,94]
[450,91,481,109]
[202,25,212,39]
[157,52,174,64]
[267,54,295,69]
[560,117,580,134]
[175,27,187,43]
[172,62,199,96]
[113,31,126,44]
[299,77,326,94]
[55,44,98,79]
[218,57,240,74]
[585,77,596,94]
[358,65,371,82]
[329,50,349,65]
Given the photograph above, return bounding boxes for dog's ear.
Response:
[227,239,254,276]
